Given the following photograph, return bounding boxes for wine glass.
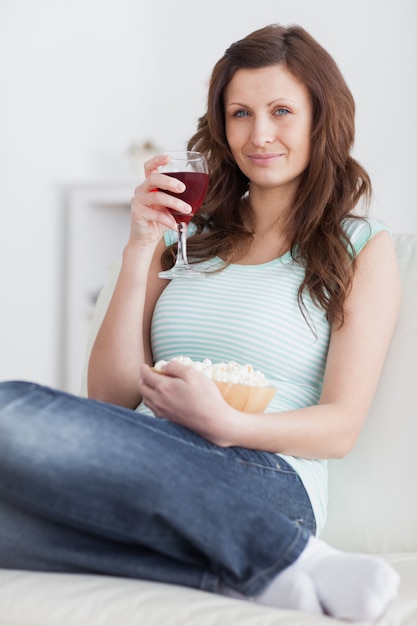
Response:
[158,151,209,279]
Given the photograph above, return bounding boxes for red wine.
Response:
[163,171,209,224]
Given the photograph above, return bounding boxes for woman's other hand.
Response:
[138,362,239,447]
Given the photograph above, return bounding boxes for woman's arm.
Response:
[87,239,165,408]
[87,154,192,408]
[138,230,401,458]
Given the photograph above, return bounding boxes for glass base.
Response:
[158,266,206,279]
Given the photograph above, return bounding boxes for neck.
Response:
[247,185,296,225]
[244,193,292,236]
[238,196,291,264]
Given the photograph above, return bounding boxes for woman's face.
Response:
[224,64,313,196]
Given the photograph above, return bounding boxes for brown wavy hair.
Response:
[161,24,371,327]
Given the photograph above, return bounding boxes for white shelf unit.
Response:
[63,181,135,394]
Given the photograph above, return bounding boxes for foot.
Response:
[279,537,400,621]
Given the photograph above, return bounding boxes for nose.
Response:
[250,115,275,147]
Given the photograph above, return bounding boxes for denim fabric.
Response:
[0,381,315,596]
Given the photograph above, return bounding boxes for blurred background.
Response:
[0,0,416,393]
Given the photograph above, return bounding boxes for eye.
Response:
[275,107,290,116]
[232,109,250,118]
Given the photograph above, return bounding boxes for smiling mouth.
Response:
[247,153,284,165]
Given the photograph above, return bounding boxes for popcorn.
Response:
[154,356,269,387]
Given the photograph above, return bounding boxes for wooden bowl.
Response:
[214,381,276,413]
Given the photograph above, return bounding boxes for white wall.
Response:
[0,0,416,389]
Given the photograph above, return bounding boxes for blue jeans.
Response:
[0,381,315,596]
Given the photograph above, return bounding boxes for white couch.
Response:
[1,233,416,625]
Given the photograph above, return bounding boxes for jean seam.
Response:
[237,459,297,474]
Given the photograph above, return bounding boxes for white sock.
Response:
[254,568,323,614]
[225,569,323,614]
[283,536,400,621]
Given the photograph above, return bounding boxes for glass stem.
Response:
[174,222,191,269]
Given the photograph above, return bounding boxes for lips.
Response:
[247,153,284,165]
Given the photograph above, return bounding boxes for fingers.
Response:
[139,362,188,386]
[131,170,191,231]
[131,190,176,231]
[139,363,169,390]
[138,364,178,417]
[161,360,194,379]
[138,363,232,445]
[138,363,192,408]
[143,153,170,177]
[136,173,190,213]
[126,152,195,246]
[142,153,190,214]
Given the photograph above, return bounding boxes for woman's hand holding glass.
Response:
[129,153,193,250]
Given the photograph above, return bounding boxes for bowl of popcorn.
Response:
[153,356,276,413]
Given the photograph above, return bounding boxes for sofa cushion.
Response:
[1,553,417,625]
[321,234,417,553]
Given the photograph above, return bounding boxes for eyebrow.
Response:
[225,98,298,108]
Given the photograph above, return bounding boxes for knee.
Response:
[0,382,68,478]
[0,381,101,483]
[0,381,40,407]
[0,381,47,433]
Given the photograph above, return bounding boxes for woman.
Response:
[0,24,401,621]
